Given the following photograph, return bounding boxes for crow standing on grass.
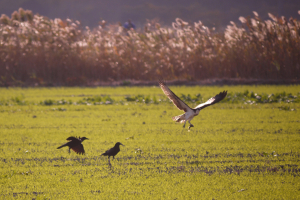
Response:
[57,136,88,155]
[159,80,227,130]
[101,142,124,159]
[101,142,124,167]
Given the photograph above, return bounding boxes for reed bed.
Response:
[0,8,299,86]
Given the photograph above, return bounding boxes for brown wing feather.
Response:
[66,136,79,141]
[159,80,191,112]
[195,91,227,109]
[103,148,113,155]
[71,144,85,154]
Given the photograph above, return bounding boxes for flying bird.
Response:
[159,80,227,129]
[101,142,124,159]
[57,136,88,155]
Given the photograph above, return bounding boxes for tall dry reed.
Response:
[0,9,299,86]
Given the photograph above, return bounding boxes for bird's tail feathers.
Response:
[172,114,185,123]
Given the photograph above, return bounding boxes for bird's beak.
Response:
[121,144,125,146]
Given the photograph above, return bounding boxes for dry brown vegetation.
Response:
[0,8,300,86]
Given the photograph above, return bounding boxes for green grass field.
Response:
[0,85,300,199]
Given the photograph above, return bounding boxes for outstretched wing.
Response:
[159,80,192,112]
[57,142,69,149]
[66,136,79,141]
[71,143,85,154]
[194,91,227,110]
[57,137,76,149]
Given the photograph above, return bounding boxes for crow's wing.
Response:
[57,139,74,149]
[194,91,227,110]
[102,146,120,156]
[159,80,192,112]
[104,147,115,155]
[57,142,69,149]
[71,143,85,154]
[66,136,79,141]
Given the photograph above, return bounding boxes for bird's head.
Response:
[115,142,124,147]
[80,137,89,141]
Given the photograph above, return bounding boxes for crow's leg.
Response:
[108,158,112,167]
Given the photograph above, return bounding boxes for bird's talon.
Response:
[188,125,194,130]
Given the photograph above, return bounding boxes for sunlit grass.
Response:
[0,86,300,199]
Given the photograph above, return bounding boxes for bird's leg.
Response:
[183,121,186,128]
[188,120,194,130]
[68,148,71,154]
[108,158,112,167]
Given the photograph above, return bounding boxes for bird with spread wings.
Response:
[159,80,227,130]
[57,136,88,155]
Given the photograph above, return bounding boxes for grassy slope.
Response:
[0,85,300,199]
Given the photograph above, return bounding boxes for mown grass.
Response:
[0,85,300,199]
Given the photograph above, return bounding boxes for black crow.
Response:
[57,136,88,155]
[101,142,124,159]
